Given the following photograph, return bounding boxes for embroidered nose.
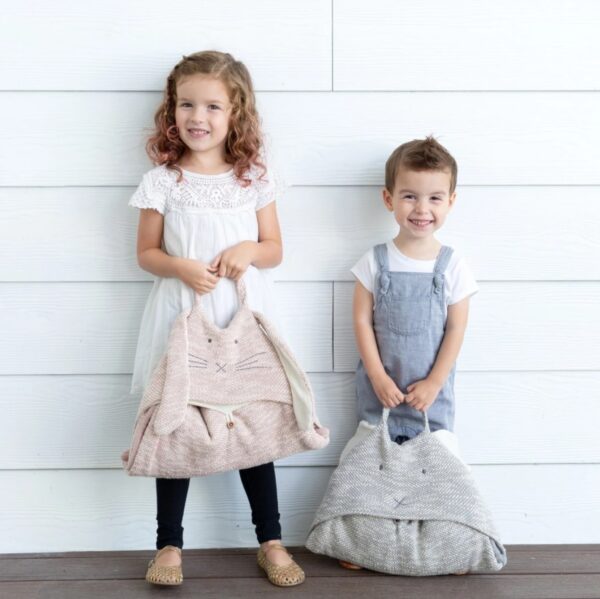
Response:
[216,363,227,373]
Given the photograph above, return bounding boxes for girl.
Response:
[128,51,304,587]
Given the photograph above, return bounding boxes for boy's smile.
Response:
[383,168,456,241]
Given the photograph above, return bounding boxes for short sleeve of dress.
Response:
[254,168,286,211]
[128,168,168,215]
[351,248,377,294]
[446,254,479,305]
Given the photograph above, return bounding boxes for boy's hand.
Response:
[177,258,219,295]
[211,241,256,281]
[371,372,405,409]
[404,378,442,412]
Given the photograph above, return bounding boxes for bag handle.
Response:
[377,408,430,465]
[192,276,248,308]
[381,407,430,433]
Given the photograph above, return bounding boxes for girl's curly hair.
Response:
[146,51,266,185]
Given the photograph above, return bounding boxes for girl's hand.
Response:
[404,378,442,412]
[371,372,405,409]
[211,241,256,281]
[177,258,220,295]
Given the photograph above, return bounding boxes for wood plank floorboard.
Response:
[2,576,600,599]
[1,546,599,599]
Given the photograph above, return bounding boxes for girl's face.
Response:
[383,168,456,240]
[175,74,232,162]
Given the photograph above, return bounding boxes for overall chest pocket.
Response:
[383,289,433,336]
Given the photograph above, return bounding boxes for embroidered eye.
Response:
[234,339,238,344]
[208,339,212,343]
[422,468,427,474]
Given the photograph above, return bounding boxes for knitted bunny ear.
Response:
[153,312,191,435]
[253,311,316,432]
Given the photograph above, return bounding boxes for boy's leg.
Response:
[394,434,411,445]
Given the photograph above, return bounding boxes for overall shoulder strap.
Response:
[433,246,454,275]
[373,243,390,273]
[373,243,391,299]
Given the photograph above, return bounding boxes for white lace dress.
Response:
[128,164,284,395]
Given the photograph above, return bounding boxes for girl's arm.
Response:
[405,296,470,411]
[354,281,404,408]
[136,209,218,294]
[136,209,179,276]
[253,201,283,267]
[211,201,283,279]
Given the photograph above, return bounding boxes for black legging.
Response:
[155,461,281,549]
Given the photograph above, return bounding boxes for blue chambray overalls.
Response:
[356,243,456,440]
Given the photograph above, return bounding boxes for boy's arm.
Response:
[353,281,404,408]
[428,296,470,386]
[405,296,470,411]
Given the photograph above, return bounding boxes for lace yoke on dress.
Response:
[130,165,281,213]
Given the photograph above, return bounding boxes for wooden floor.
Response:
[1,545,599,599]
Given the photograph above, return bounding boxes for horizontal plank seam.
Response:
[2,370,600,378]
[2,89,600,93]
[1,573,600,583]
[1,545,599,558]
[2,462,600,473]
[2,184,600,189]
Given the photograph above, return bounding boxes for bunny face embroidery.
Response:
[183,303,293,408]
[189,348,271,374]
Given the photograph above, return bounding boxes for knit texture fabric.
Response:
[305,409,507,576]
[121,280,329,478]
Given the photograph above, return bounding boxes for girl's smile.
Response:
[187,127,210,139]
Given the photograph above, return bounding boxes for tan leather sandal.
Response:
[257,543,305,587]
[145,545,183,586]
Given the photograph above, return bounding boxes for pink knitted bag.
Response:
[121,279,329,478]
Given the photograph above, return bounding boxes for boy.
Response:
[351,136,478,444]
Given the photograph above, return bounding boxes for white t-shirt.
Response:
[351,241,479,315]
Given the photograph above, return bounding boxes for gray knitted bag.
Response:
[121,278,329,478]
[305,409,507,575]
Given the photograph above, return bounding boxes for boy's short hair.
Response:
[385,136,457,194]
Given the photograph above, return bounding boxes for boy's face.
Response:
[383,168,456,238]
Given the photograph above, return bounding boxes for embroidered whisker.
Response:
[235,352,267,365]
[234,359,259,367]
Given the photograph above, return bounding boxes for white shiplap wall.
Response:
[1,0,599,552]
